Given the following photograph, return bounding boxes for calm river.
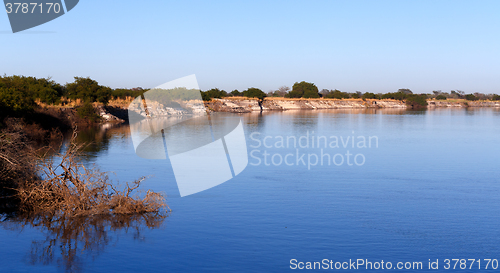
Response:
[1,108,500,272]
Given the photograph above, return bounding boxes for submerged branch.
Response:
[1,123,169,217]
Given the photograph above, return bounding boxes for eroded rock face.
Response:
[206,98,500,113]
[96,105,125,123]
[205,98,407,112]
[428,101,500,108]
[117,98,500,121]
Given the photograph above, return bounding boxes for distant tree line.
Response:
[201,87,267,101]
[2,75,500,116]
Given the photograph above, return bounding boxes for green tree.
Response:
[465,94,478,101]
[0,75,63,105]
[406,94,428,109]
[435,94,447,100]
[112,88,146,100]
[286,81,319,98]
[243,88,266,100]
[76,101,100,122]
[362,92,378,100]
[65,77,112,105]
[381,91,407,100]
[326,89,350,99]
[230,89,242,96]
[398,88,413,94]
[0,87,36,114]
[201,88,227,101]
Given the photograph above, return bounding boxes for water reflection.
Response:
[1,212,166,272]
[70,107,494,159]
[72,123,131,159]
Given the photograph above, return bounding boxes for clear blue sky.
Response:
[1,0,500,94]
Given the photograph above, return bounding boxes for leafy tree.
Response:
[0,87,36,114]
[325,89,350,99]
[65,77,112,104]
[406,94,428,109]
[112,88,146,99]
[0,75,63,105]
[230,89,242,96]
[398,88,413,94]
[362,92,378,100]
[381,91,407,100]
[201,88,227,101]
[243,88,266,100]
[350,92,360,99]
[286,81,319,98]
[76,101,100,122]
[491,94,500,101]
[465,94,478,101]
[435,94,447,100]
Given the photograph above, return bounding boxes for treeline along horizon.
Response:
[1,75,499,114]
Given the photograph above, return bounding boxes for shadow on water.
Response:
[0,212,167,273]
[67,123,132,160]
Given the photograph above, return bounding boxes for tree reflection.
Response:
[1,212,166,272]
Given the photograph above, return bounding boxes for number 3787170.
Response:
[443,259,499,270]
[5,2,62,14]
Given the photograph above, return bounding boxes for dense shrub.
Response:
[492,94,500,101]
[398,88,413,94]
[381,91,407,100]
[65,77,112,105]
[112,88,146,100]
[0,75,63,106]
[230,89,242,96]
[406,94,428,109]
[435,94,447,100]
[465,94,478,101]
[201,88,227,101]
[362,92,379,100]
[0,87,36,115]
[243,88,267,100]
[77,102,100,122]
[286,81,319,98]
[325,90,350,99]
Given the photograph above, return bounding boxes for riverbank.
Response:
[204,98,500,113]
[26,97,500,125]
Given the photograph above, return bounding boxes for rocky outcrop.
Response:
[205,98,406,112]
[107,98,500,121]
[204,98,500,113]
[428,101,500,108]
[96,105,125,123]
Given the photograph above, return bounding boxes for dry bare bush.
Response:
[0,120,38,212]
[16,130,168,217]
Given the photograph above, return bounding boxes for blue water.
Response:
[2,108,500,272]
